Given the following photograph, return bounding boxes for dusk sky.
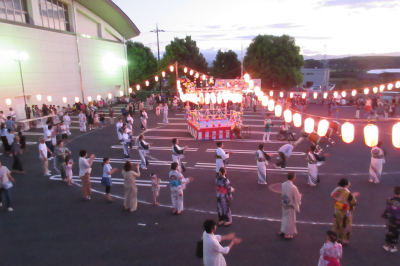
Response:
[113,0,400,60]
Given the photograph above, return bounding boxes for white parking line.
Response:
[205,149,305,155]
[194,162,308,172]
[49,175,168,187]
[111,145,198,151]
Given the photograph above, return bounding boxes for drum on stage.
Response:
[231,123,244,140]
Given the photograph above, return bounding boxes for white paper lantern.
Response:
[280,91,284,98]
[364,124,378,147]
[341,91,346,98]
[108,93,112,100]
[97,95,101,101]
[249,80,254,89]
[62,97,67,103]
[304,117,314,133]
[284,109,292,123]
[293,113,301,127]
[262,96,268,107]
[351,90,357,96]
[313,92,318,99]
[47,96,52,102]
[268,99,275,111]
[341,122,354,143]
[244,73,250,83]
[155,75,159,82]
[136,85,140,91]
[364,88,369,94]
[333,91,338,98]
[128,87,133,93]
[317,119,329,136]
[275,104,282,117]
[75,97,80,103]
[5,98,11,105]
[392,122,400,148]
[36,94,42,101]
[170,65,174,72]
[87,96,92,102]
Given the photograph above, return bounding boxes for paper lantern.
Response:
[202,74,206,81]
[341,122,354,143]
[364,88,369,94]
[195,73,199,78]
[351,90,357,96]
[304,117,314,133]
[275,104,282,117]
[290,92,294,98]
[313,92,318,99]
[170,65,174,72]
[254,86,260,95]
[146,81,149,86]
[181,94,186,102]
[190,70,194,75]
[161,71,165,77]
[36,94,42,101]
[388,84,393,90]
[293,113,302,127]
[280,92,284,98]
[341,91,346,98]
[392,122,400,148]
[205,93,210,104]
[184,67,187,73]
[222,91,228,104]
[155,75,159,82]
[128,87,133,93]
[108,93,112,99]
[396,81,400,88]
[217,92,222,104]
[47,96,52,102]
[257,91,263,101]
[364,124,378,147]
[199,93,204,105]
[302,92,306,99]
[379,85,385,92]
[75,97,79,103]
[211,92,216,104]
[87,96,92,102]
[96,95,100,101]
[373,87,378,93]
[5,98,11,105]
[249,80,254,89]
[284,109,292,123]
[232,94,237,104]
[237,94,243,103]
[268,99,275,111]
[244,74,250,83]
[136,85,140,91]
[323,92,328,99]
[119,91,123,96]
[262,96,268,107]
[269,91,273,97]
[333,91,338,98]
[317,119,329,136]
[62,97,67,103]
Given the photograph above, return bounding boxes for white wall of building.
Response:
[301,68,330,90]
[0,0,129,120]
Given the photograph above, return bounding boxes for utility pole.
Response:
[151,24,165,92]
[241,45,244,78]
[175,61,178,96]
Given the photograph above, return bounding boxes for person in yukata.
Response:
[279,172,302,239]
[317,230,343,266]
[215,142,232,177]
[202,219,242,266]
[169,162,193,214]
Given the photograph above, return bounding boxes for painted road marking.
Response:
[92,158,186,166]
[49,175,168,187]
[111,145,198,151]
[194,162,308,172]
[214,139,295,143]
[205,149,305,155]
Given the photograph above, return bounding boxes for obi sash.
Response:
[215,185,228,194]
[334,200,350,211]
[323,256,340,266]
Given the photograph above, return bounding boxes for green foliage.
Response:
[304,59,324,69]
[160,36,208,87]
[211,50,241,78]
[126,41,158,88]
[328,56,400,71]
[243,34,304,90]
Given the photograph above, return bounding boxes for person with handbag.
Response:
[78,150,95,201]
[0,160,15,211]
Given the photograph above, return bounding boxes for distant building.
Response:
[0,0,140,119]
[301,68,330,91]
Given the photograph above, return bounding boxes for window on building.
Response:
[39,0,70,31]
[0,0,29,23]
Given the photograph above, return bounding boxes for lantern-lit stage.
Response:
[187,109,243,140]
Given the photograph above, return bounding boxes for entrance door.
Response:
[14,96,30,121]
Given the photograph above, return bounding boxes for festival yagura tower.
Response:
[0,0,140,119]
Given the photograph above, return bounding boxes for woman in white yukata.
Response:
[256,144,272,185]
[137,134,152,169]
[140,109,148,130]
[116,118,123,142]
[169,162,193,214]
[63,113,71,135]
[318,230,342,266]
[202,219,242,266]
[172,138,188,172]
[307,145,328,186]
[369,141,385,184]
[122,128,133,159]
[163,103,168,123]
[215,142,232,177]
[78,111,86,133]
[280,172,302,239]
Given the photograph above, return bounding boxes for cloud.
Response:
[198,34,226,38]
[205,25,221,29]
[302,49,322,55]
[267,23,303,28]
[323,0,398,8]
[235,35,257,40]
[294,36,332,40]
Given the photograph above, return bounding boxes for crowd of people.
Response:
[0,90,399,266]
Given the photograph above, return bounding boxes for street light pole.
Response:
[151,24,165,92]
[17,61,27,118]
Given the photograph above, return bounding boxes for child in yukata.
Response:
[151,173,161,205]
[66,157,74,186]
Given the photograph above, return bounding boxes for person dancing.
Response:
[172,138,188,172]
[141,108,148,130]
[216,167,234,226]
[137,134,152,170]
[307,145,328,186]
[256,144,272,185]
[215,142,232,177]
[369,141,385,184]
[169,162,193,214]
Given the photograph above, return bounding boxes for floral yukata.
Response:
[331,187,357,242]
[382,196,400,245]
[317,242,342,266]
[369,146,385,183]
[307,151,325,186]
[215,173,233,223]
[256,149,270,184]
[169,170,190,213]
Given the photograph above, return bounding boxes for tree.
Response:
[159,36,208,87]
[126,41,158,88]
[243,34,304,90]
[304,59,324,69]
[211,50,241,79]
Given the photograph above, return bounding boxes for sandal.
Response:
[284,234,294,239]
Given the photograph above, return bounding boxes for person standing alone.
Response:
[280,172,302,239]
